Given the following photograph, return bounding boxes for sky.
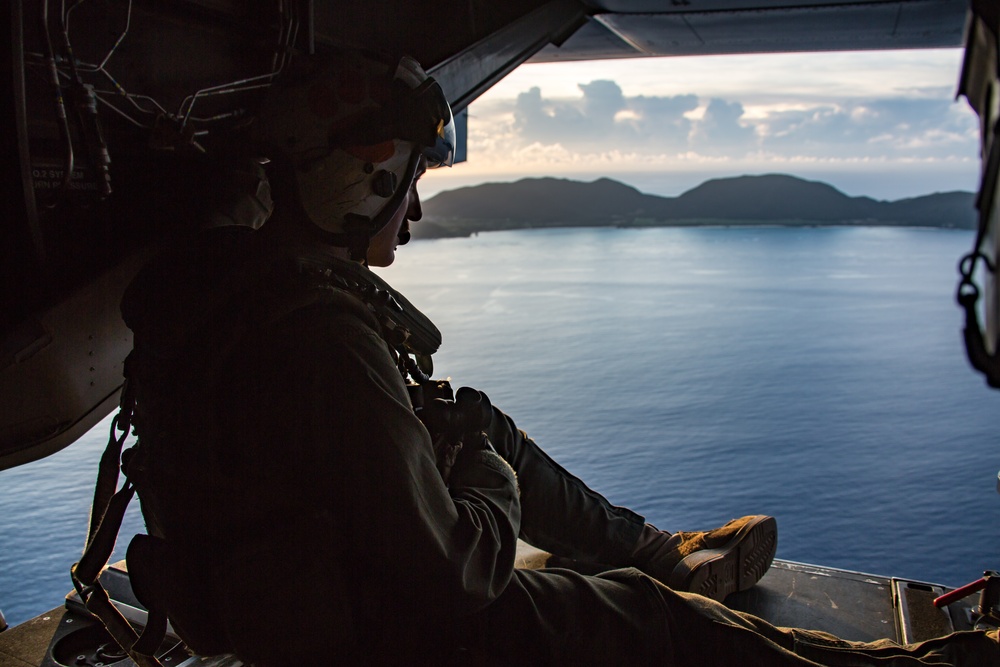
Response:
[421,48,981,202]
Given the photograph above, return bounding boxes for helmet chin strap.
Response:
[342,216,372,264]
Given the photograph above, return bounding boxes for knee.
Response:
[484,406,523,458]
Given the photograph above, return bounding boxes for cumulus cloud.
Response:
[513,80,696,151]
[489,79,977,164]
[759,99,975,158]
[690,98,756,155]
[578,80,625,130]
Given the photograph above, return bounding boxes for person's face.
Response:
[366,163,424,267]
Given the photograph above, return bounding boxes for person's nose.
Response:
[407,189,423,222]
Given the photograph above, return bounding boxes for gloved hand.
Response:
[433,434,463,483]
[421,386,495,484]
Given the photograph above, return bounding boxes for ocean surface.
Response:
[2,225,999,627]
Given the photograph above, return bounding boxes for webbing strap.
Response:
[73,360,167,667]
[956,111,1000,387]
[960,291,1000,388]
[74,482,135,585]
[71,479,166,667]
[87,412,130,547]
[133,605,170,656]
[82,584,163,667]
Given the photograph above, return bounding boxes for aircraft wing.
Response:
[535,0,968,63]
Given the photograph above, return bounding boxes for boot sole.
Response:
[668,515,777,602]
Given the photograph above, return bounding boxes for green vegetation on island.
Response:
[414,174,975,239]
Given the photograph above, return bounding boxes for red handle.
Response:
[933,577,988,608]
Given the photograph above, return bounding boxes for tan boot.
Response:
[632,515,777,602]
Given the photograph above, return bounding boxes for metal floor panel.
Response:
[727,560,897,642]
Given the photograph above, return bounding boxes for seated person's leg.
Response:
[485,406,645,565]
[468,567,1000,667]
[486,405,777,601]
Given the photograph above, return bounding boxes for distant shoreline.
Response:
[415,174,976,240]
[412,220,976,241]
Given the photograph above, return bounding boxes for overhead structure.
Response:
[535,0,969,61]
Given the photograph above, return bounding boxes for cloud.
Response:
[620,94,698,147]
[513,80,697,151]
[513,86,589,144]
[578,80,625,129]
[759,99,975,159]
[690,99,756,155]
[488,80,977,164]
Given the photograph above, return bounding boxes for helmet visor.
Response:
[408,78,456,168]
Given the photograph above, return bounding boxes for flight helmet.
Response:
[254,52,456,259]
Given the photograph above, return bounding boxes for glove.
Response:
[424,387,495,484]
[434,434,463,483]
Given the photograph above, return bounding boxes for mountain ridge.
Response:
[414,174,976,239]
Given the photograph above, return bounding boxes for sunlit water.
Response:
[2,226,998,627]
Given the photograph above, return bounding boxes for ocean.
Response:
[1,225,998,628]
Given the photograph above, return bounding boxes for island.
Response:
[414,174,976,240]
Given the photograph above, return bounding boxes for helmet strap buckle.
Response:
[344,213,374,263]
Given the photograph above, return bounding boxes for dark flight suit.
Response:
[122,227,999,666]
